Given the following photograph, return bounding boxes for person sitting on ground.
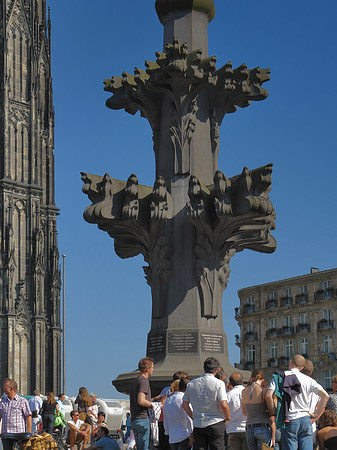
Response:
[88,393,99,425]
[317,410,337,450]
[92,411,108,437]
[85,426,119,450]
[66,410,91,450]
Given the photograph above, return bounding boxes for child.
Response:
[31,410,40,434]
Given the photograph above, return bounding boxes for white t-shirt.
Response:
[269,368,323,420]
[66,419,84,436]
[225,385,246,434]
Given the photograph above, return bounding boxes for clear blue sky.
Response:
[47,0,337,398]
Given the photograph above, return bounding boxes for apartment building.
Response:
[235,267,337,390]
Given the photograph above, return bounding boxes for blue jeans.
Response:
[132,418,150,450]
[246,426,271,450]
[281,416,312,450]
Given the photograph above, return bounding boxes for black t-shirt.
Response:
[41,400,57,415]
[130,375,151,420]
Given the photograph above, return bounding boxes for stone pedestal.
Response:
[82,0,276,395]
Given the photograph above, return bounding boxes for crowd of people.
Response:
[0,382,118,450]
[129,355,337,450]
[1,355,337,450]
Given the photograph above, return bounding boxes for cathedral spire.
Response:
[0,0,61,394]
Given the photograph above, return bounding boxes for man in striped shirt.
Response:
[0,379,32,450]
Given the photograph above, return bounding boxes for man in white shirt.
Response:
[28,390,43,414]
[182,357,230,450]
[266,354,329,450]
[163,377,193,450]
[66,410,91,450]
[225,373,247,450]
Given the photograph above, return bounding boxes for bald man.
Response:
[267,354,329,450]
[225,373,247,450]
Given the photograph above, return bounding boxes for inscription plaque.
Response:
[168,331,198,353]
[147,332,166,354]
[201,333,224,353]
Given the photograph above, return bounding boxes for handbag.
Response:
[261,443,273,450]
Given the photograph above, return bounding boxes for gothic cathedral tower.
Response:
[0,0,61,394]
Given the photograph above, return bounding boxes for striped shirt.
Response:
[0,394,31,433]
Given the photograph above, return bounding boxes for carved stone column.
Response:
[82,0,276,393]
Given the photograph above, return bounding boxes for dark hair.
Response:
[71,410,79,418]
[229,373,244,387]
[98,411,106,418]
[203,357,220,373]
[172,371,188,381]
[32,410,38,418]
[215,367,229,385]
[138,357,154,372]
[58,393,65,398]
[179,377,191,392]
[100,427,109,436]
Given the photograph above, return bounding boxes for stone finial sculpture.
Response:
[82,0,276,392]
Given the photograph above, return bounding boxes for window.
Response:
[269,291,276,300]
[299,338,308,355]
[247,345,255,362]
[284,316,292,327]
[323,281,330,290]
[270,318,277,329]
[299,285,307,295]
[270,342,277,359]
[284,340,293,358]
[247,322,255,332]
[323,335,331,353]
[247,296,254,305]
[283,288,291,298]
[299,313,307,324]
[323,310,331,321]
[324,371,333,390]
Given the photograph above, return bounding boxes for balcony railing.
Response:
[234,361,255,371]
[266,328,278,338]
[268,358,278,368]
[266,299,278,310]
[280,296,293,307]
[279,326,295,335]
[245,362,255,371]
[242,304,255,314]
[315,288,335,301]
[296,323,310,333]
[295,293,308,304]
[317,319,334,330]
[278,356,290,366]
[244,331,257,341]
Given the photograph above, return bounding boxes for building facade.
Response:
[235,268,337,390]
[0,0,61,394]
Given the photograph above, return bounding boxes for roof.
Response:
[238,267,337,295]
